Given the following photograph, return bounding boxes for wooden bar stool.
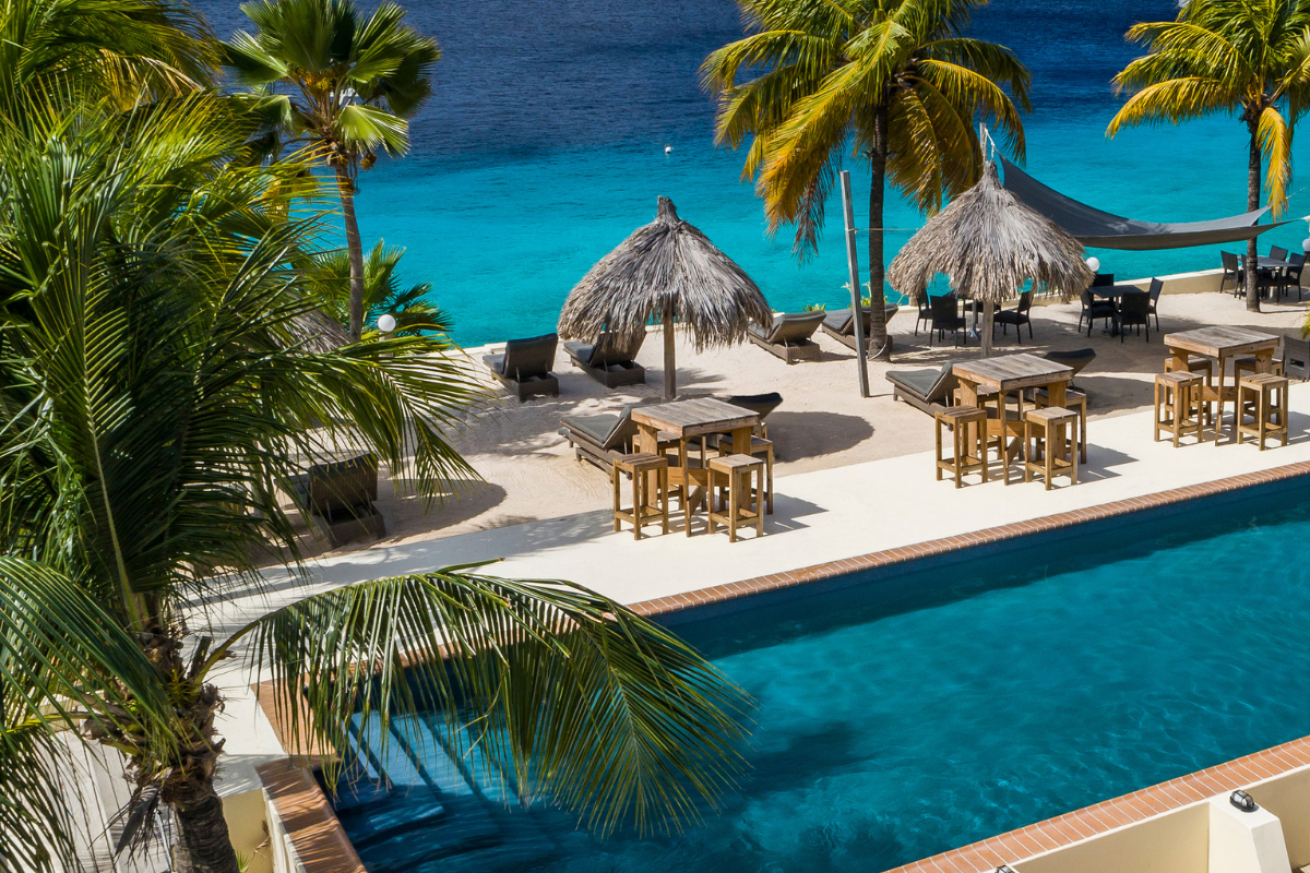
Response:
[713,435,774,514]
[707,454,765,542]
[1154,371,1206,447]
[1234,353,1284,382]
[1164,354,1214,387]
[934,406,989,488]
[1024,407,1079,490]
[1237,373,1289,450]
[1033,386,1088,463]
[611,453,669,540]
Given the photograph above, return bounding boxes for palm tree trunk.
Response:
[171,785,241,873]
[335,166,367,338]
[866,104,892,362]
[1246,118,1262,314]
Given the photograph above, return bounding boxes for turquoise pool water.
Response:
[330,477,1310,873]
[193,0,1310,346]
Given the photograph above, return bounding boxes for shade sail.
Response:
[999,157,1289,251]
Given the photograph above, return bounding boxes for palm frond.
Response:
[234,568,753,837]
[1257,104,1292,214]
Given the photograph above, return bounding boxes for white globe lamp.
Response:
[1085,256,1100,273]
[377,313,397,334]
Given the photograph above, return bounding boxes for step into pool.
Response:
[328,476,1310,873]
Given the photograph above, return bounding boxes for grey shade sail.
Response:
[999,157,1290,251]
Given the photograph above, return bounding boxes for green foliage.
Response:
[802,302,828,310]
[703,0,1031,256]
[224,0,441,178]
[1108,0,1310,217]
[308,240,454,335]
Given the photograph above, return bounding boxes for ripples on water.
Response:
[195,0,1310,344]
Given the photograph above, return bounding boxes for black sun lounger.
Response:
[819,305,899,352]
[482,333,560,401]
[558,405,640,471]
[748,312,826,363]
[885,361,958,414]
[563,331,646,388]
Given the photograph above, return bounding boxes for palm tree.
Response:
[703,0,1030,361]
[0,36,748,873]
[1108,0,1310,313]
[309,239,455,335]
[224,0,442,339]
[0,94,749,873]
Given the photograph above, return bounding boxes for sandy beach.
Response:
[268,287,1310,557]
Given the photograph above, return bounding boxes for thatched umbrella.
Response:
[887,161,1094,356]
[558,196,772,400]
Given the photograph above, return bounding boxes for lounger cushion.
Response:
[822,309,855,334]
[722,392,783,420]
[560,405,636,450]
[488,333,557,380]
[564,332,644,368]
[561,412,619,445]
[749,311,826,344]
[886,368,943,398]
[481,353,506,375]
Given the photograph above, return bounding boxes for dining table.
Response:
[1163,326,1280,444]
[952,353,1074,484]
[631,398,760,534]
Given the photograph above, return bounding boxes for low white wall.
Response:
[1122,268,1230,296]
[1017,804,1210,873]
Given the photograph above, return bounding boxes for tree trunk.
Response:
[662,312,677,401]
[335,166,367,338]
[1246,117,1262,313]
[865,103,893,362]
[171,788,241,873]
[981,300,995,356]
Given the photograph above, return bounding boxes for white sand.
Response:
[291,289,1309,558]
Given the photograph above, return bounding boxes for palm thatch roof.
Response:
[288,308,354,353]
[887,162,1093,305]
[558,197,772,350]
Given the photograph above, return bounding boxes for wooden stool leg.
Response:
[755,466,765,537]
[953,422,964,489]
[1043,422,1054,491]
[632,467,643,540]
[1280,383,1289,446]
[1067,420,1078,485]
[612,464,621,532]
[978,420,989,483]
[1171,384,1183,448]
[728,470,739,543]
[1258,387,1269,450]
[766,445,774,514]
[1153,380,1162,442]
[660,466,669,534]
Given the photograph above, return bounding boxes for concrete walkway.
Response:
[213,381,1310,626]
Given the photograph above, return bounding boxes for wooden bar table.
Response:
[631,398,759,534]
[1163,327,1279,444]
[952,353,1074,484]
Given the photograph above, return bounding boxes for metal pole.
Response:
[840,170,870,397]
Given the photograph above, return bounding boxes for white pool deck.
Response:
[208,381,1310,791]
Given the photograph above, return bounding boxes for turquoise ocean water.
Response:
[195,0,1310,347]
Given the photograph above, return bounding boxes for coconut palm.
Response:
[1107,0,1310,313]
[309,239,454,335]
[703,0,1030,361]
[224,0,441,339]
[0,66,747,873]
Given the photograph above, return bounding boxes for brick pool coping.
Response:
[254,458,1310,873]
[884,735,1310,873]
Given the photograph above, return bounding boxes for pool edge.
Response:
[628,458,1310,620]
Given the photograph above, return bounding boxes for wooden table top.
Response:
[952,353,1074,391]
[631,398,759,438]
[1163,326,1279,358]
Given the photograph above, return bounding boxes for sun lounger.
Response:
[558,405,640,471]
[819,305,899,352]
[288,453,386,547]
[1041,348,1095,387]
[482,333,560,401]
[563,331,646,388]
[885,362,958,414]
[748,312,826,363]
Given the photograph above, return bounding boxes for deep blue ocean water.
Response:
[195,0,1310,346]
[329,479,1310,873]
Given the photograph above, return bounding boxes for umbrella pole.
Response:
[663,312,676,400]
[981,300,995,356]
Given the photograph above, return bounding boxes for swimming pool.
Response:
[329,477,1310,873]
